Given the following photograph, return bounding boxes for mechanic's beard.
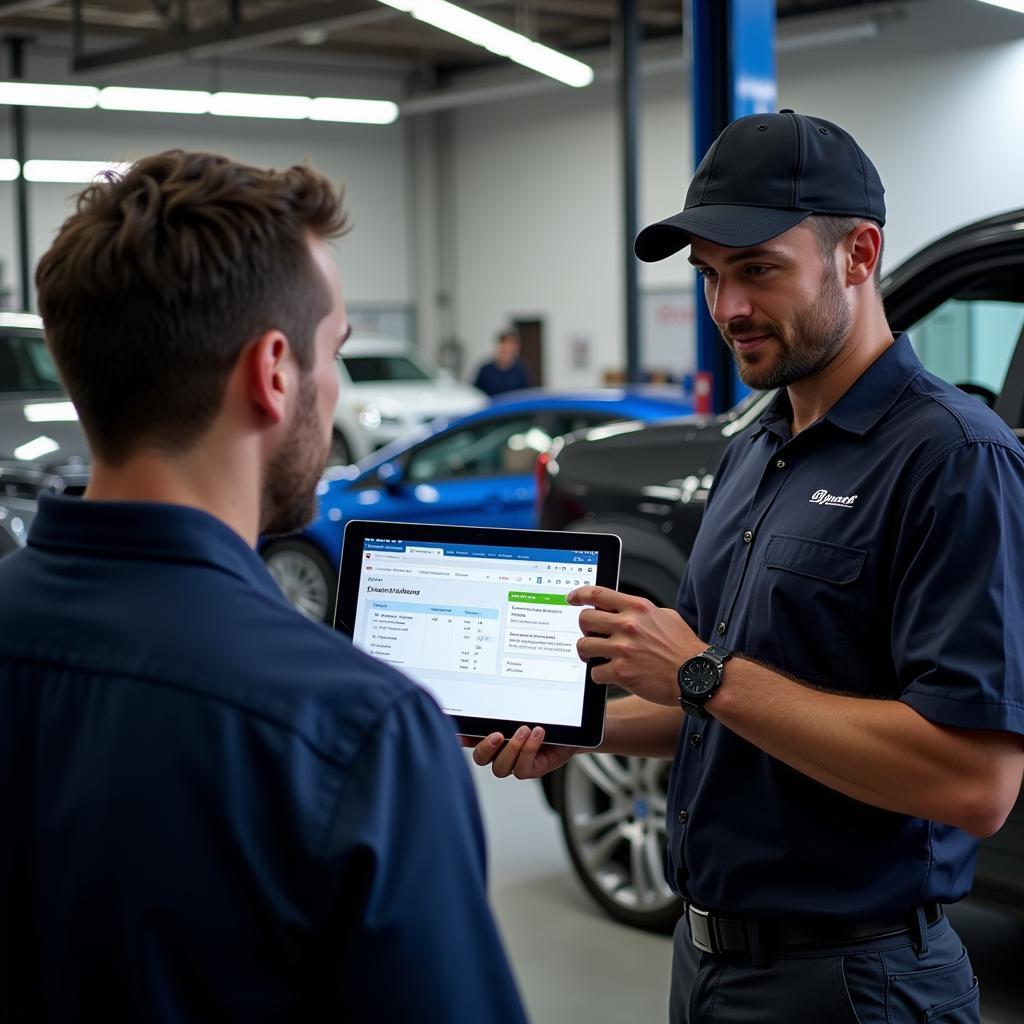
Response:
[260,375,327,538]
[726,260,853,391]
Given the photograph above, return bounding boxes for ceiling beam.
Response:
[71,0,396,75]
[0,0,61,14]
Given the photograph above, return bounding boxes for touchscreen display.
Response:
[350,536,597,726]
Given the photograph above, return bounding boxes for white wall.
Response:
[447,0,1024,387]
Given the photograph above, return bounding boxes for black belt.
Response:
[685,901,943,957]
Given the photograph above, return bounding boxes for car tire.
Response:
[262,539,337,625]
[552,751,683,934]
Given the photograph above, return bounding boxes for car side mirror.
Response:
[377,459,406,493]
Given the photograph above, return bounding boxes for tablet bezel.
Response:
[335,519,620,748]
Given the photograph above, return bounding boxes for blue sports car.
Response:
[262,387,693,622]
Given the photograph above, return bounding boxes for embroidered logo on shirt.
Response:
[810,489,858,509]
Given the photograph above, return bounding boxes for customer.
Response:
[471,111,1024,1022]
[0,150,526,1024]
[473,328,532,396]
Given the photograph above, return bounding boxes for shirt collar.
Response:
[28,493,288,604]
[753,333,922,440]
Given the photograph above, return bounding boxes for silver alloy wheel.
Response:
[561,753,678,915]
[265,548,331,623]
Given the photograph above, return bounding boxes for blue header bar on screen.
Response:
[362,538,599,564]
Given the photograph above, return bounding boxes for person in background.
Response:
[0,150,526,1024]
[473,328,532,396]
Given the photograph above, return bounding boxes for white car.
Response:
[331,335,486,464]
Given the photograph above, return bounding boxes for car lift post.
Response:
[690,0,776,413]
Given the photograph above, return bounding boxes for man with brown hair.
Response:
[0,151,526,1023]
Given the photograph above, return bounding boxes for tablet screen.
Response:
[338,522,620,746]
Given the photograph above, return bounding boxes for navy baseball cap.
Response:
[634,110,885,262]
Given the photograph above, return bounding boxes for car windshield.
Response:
[342,354,432,383]
[0,334,64,394]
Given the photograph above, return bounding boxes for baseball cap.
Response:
[634,110,885,263]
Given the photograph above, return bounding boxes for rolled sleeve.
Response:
[893,441,1024,736]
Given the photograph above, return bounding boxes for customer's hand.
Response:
[568,585,703,707]
[462,727,578,779]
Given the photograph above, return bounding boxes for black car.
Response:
[538,209,1024,932]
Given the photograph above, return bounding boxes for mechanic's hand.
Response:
[461,727,578,779]
[568,585,703,706]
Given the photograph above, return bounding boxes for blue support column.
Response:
[690,0,776,413]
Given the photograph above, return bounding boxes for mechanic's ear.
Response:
[844,222,882,287]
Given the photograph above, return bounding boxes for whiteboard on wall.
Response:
[347,304,417,344]
[641,288,697,382]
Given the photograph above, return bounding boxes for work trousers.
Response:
[670,911,979,1023]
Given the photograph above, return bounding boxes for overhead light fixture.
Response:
[24,159,131,183]
[376,0,593,87]
[0,312,43,328]
[0,158,18,181]
[0,82,98,108]
[24,402,79,424]
[975,0,1024,12]
[209,91,311,119]
[98,86,210,115]
[0,80,400,124]
[14,436,60,461]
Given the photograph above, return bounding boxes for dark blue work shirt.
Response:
[670,334,1024,919]
[0,496,526,1024]
[473,360,531,397]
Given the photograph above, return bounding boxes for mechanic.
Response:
[470,111,1024,1022]
[0,151,526,1023]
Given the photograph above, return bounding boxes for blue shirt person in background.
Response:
[0,151,526,1024]
[473,329,532,396]
[469,112,1024,1023]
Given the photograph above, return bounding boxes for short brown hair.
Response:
[805,214,884,288]
[36,150,349,463]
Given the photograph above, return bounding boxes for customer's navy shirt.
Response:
[669,334,1024,919]
[0,496,526,1023]
[473,360,531,397]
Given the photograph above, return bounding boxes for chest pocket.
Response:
[748,534,867,686]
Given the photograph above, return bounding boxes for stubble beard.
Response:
[724,259,853,391]
[260,372,329,538]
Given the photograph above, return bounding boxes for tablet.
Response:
[335,520,621,748]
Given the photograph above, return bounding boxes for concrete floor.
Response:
[468,754,1024,1024]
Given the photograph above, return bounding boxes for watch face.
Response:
[681,657,719,696]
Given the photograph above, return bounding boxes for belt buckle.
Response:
[687,904,720,955]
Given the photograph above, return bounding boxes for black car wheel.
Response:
[262,539,337,624]
[552,750,683,934]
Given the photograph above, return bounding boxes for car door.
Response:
[357,413,549,528]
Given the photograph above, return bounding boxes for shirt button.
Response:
[716,622,726,636]
[742,530,753,544]
[678,810,689,824]
[776,459,786,469]
[689,733,702,747]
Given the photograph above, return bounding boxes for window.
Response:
[342,354,431,383]
[0,335,64,393]
[406,415,549,482]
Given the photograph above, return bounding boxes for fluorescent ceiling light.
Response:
[24,159,131,183]
[309,97,399,124]
[377,0,593,87]
[0,82,98,108]
[14,435,59,461]
[975,0,1024,12]
[209,91,310,119]
[0,81,399,124]
[98,86,210,114]
[0,312,42,328]
[0,158,18,181]
[24,402,78,423]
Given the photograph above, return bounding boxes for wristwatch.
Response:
[677,645,732,719]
